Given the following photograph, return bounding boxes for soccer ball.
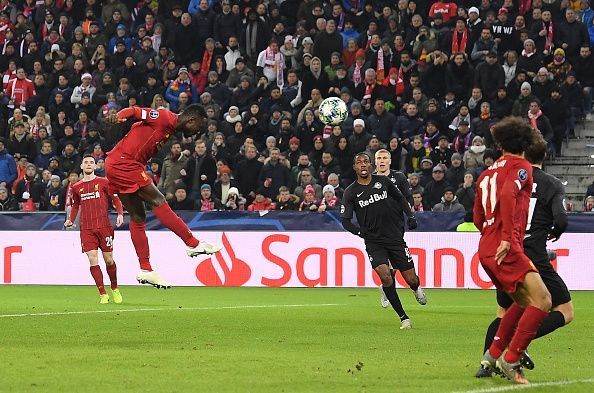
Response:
[318,97,348,126]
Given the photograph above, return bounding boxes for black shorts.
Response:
[496,258,571,309]
[365,241,415,271]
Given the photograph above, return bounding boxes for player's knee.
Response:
[406,274,419,287]
[130,212,146,222]
[151,194,166,207]
[104,256,115,265]
[380,272,393,287]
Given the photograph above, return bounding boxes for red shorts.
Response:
[105,158,152,194]
[480,250,538,293]
[80,227,115,253]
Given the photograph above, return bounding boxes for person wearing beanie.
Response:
[284,136,303,167]
[318,183,339,212]
[512,81,536,117]
[463,136,487,170]
[547,47,573,85]
[213,164,239,205]
[299,184,320,212]
[419,157,435,187]
[247,189,275,211]
[432,186,465,212]
[223,186,246,211]
[44,173,67,211]
[430,135,455,168]
[168,183,197,211]
[423,164,451,209]
[165,66,199,113]
[474,50,505,100]
[446,152,466,189]
[197,183,222,212]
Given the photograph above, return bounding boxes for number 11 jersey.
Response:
[474,155,533,260]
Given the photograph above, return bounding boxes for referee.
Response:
[476,130,573,377]
[341,153,425,330]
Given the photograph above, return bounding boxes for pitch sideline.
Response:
[0,303,346,318]
[452,378,594,393]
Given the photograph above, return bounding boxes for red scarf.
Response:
[451,29,468,55]
[519,0,532,15]
[543,20,554,54]
[528,109,542,129]
[376,49,385,83]
[198,49,214,92]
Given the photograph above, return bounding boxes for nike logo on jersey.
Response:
[357,192,364,197]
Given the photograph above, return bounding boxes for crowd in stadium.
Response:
[0,0,593,213]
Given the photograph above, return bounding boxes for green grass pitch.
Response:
[0,286,592,393]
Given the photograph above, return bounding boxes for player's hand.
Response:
[547,229,562,242]
[108,113,126,124]
[496,240,511,265]
[64,219,73,227]
[116,214,124,228]
[407,215,418,230]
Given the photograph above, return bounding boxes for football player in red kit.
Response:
[474,117,552,384]
[65,155,124,304]
[106,104,221,289]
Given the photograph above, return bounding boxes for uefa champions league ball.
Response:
[318,97,348,126]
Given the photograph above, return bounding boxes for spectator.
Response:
[446,152,466,189]
[5,67,35,111]
[528,99,554,151]
[7,122,36,160]
[14,163,43,211]
[0,185,18,211]
[247,190,275,211]
[423,164,450,209]
[452,121,475,155]
[182,139,218,201]
[0,138,17,188]
[573,46,594,117]
[169,184,197,211]
[430,135,454,167]
[433,186,465,212]
[547,48,572,86]
[299,184,320,212]
[58,141,82,175]
[234,145,262,203]
[71,73,96,106]
[405,135,429,174]
[544,88,569,156]
[412,190,425,212]
[317,151,341,186]
[165,67,198,113]
[158,141,188,200]
[445,53,474,101]
[275,185,300,210]
[213,165,239,205]
[456,172,476,212]
[366,98,397,144]
[462,136,487,171]
[197,184,222,211]
[555,8,590,62]
[419,157,434,187]
[318,184,339,213]
[259,148,291,200]
[294,168,323,199]
[223,187,246,211]
[560,72,585,135]
[474,51,505,100]
[456,210,479,232]
[585,195,594,212]
[44,174,66,211]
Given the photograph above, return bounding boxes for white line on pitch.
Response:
[0,303,346,318]
[452,378,594,393]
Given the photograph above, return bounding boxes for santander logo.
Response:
[195,232,252,286]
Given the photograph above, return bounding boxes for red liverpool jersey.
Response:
[109,107,178,164]
[69,177,123,230]
[474,155,533,259]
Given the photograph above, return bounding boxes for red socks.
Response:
[129,221,153,271]
[90,265,106,295]
[505,306,549,363]
[152,203,199,248]
[106,263,118,289]
[489,303,525,359]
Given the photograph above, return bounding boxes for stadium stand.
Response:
[0,0,592,213]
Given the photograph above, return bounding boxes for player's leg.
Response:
[86,250,109,304]
[102,251,122,304]
[119,192,172,289]
[118,192,153,271]
[375,264,411,329]
[136,182,221,256]
[476,291,510,378]
[533,263,573,338]
[392,246,427,305]
[495,272,551,384]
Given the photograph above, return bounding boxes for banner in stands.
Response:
[1,232,592,289]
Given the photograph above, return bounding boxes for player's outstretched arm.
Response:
[111,193,124,228]
[110,107,156,124]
